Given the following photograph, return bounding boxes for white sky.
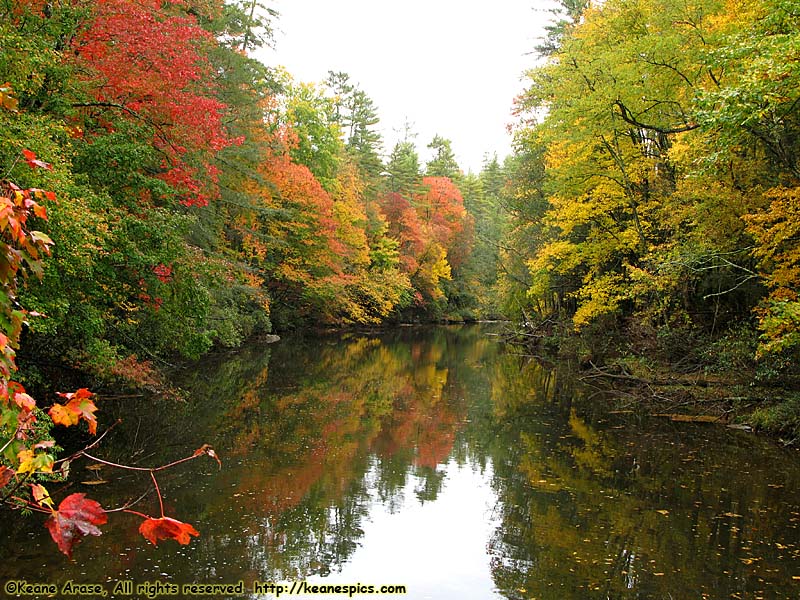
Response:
[258,0,555,173]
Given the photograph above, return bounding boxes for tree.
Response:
[693,0,800,361]
[535,0,590,56]
[385,140,422,197]
[425,135,462,181]
[279,77,344,192]
[325,72,384,193]
[456,158,510,316]
[71,0,236,207]
[510,0,742,331]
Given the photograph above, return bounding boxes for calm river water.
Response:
[2,325,800,599]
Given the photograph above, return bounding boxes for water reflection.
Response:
[0,325,799,599]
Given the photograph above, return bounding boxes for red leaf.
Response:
[56,387,94,401]
[152,263,173,282]
[13,391,36,412]
[45,493,107,558]
[0,465,13,489]
[139,516,199,546]
[192,443,222,469]
[21,149,52,171]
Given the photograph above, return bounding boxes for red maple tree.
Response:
[71,0,235,206]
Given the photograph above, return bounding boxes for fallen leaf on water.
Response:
[656,510,669,516]
[651,413,722,423]
[139,516,199,546]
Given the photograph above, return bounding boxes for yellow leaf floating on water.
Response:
[656,510,669,516]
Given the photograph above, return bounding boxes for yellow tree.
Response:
[511,0,752,332]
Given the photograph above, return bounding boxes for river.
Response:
[1,325,799,599]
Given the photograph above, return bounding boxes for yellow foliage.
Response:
[414,243,452,302]
[745,187,800,355]
[746,187,800,292]
[572,273,627,328]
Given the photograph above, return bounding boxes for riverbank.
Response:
[504,320,800,445]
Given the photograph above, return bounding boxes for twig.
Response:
[7,496,51,514]
[100,490,152,514]
[151,471,164,518]
[80,446,217,473]
[54,419,122,466]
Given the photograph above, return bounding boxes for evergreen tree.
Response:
[425,135,462,181]
[385,140,421,197]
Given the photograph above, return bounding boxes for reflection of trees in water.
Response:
[170,326,489,582]
[484,355,800,599]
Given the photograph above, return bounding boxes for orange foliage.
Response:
[416,177,468,248]
[378,192,425,274]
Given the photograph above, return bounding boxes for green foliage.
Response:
[385,141,422,197]
[280,77,344,192]
[748,393,800,437]
[324,72,384,194]
[701,324,759,375]
[448,160,510,318]
[425,136,462,181]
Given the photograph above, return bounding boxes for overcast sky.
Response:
[258,0,556,173]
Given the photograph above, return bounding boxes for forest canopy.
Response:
[1,0,798,394]
[503,0,800,388]
[0,0,512,391]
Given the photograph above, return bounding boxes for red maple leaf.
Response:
[139,516,199,546]
[48,388,98,434]
[45,493,107,558]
